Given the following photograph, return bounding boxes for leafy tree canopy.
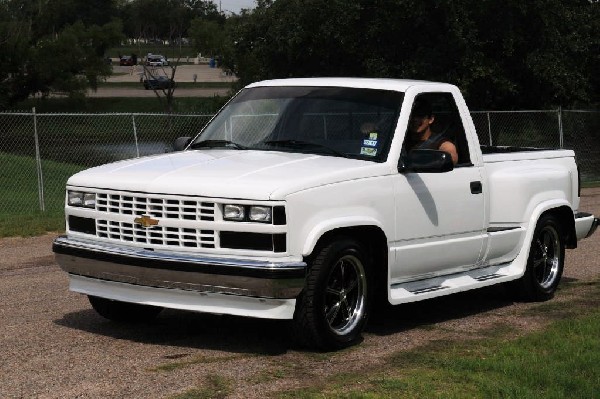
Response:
[226,0,599,109]
[119,0,222,41]
[0,0,123,108]
[2,0,597,110]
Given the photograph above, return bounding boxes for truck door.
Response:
[391,92,486,282]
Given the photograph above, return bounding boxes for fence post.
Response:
[487,112,492,146]
[32,107,45,212]
[558,107,564,149]
[132,114,140,157]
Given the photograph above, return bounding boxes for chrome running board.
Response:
[390,263,520,304]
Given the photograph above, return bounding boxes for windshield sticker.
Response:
[363,139,378,147]
[360,147,378,156]
[369,132,378,140]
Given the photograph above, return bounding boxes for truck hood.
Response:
[67,150,389,200]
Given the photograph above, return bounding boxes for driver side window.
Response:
[404,93,471,167]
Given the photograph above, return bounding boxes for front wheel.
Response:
[88,296,163,322]
[292,237,371,351]
[512,215,565,301]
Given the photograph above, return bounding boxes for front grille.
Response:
[97,220,215,248]
[96,193,215,221]
[76,190,286,253]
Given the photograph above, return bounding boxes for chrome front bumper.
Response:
[53,236,306,299]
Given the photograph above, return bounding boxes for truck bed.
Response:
[481,145,574,163]
[480,145,550,154]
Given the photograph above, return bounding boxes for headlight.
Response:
[223,204,273,223]
[223,204,245,221]
[249,206,272,223]
[68,191,96,208]
[83,193,96,207]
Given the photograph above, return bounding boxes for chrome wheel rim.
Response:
[323,254,367,336]
[532,225,561,289]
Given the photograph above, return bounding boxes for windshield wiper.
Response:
[263,139,348,158]
[189,140,247,150]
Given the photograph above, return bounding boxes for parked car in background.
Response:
[146,55,168,66]
[143,75,175,90]
[119,56,135,66]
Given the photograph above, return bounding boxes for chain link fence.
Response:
[471,110,600,182]
[1,109,598,216]
[1,111,212,216]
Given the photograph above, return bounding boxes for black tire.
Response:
[292,237,371,351]
[512,215,565,301]
[88,296,163,322]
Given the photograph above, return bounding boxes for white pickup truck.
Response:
[54,78,598,350]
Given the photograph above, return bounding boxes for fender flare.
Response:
[507,199,573,278]
[301,216,387,256]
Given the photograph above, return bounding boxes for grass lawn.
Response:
[582,180,600,188]
[277,281,600,399]
[273,281,600,399]
[161,280,600,399]
[0,153,84,237]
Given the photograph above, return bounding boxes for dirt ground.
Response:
[1,188,598,398]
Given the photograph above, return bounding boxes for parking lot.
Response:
[85,63,236,97]
[109,63,236,83]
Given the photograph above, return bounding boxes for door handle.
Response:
[470,181,482,194]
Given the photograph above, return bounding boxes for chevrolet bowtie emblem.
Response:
[134,215,159,228]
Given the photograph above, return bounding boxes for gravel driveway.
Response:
[1,188,598,398]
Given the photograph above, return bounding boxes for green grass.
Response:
[0,153,83,237]
[276,281,600,399]
[581,180,600,188]
[0,211,66,237]
[168,375,232,399]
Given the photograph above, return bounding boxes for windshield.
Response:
[190,86,404,161]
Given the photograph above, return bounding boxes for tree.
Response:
[120,0,222,42]
[0,2,32,108]
[141,61,180,114]
[0,0,123,109]
[226,0,599,109]
[189,18,226,57]
[35,0,120,36]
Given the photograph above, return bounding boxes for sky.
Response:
[216,0,257,14]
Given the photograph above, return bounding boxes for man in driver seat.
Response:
[406,98,458,165]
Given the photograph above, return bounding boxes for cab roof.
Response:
[246,77,456,93]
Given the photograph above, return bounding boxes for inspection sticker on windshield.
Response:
[369,132,378,140]
[360,147,378,156]
[362,139,378,147]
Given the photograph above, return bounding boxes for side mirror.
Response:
[399,149,454,173]
[173,136,192,151]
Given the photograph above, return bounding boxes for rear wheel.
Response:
[512,215,565,301]
[88,296,163,322]
[292,237,370,351]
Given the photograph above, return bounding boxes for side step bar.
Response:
[390,263,519,304]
